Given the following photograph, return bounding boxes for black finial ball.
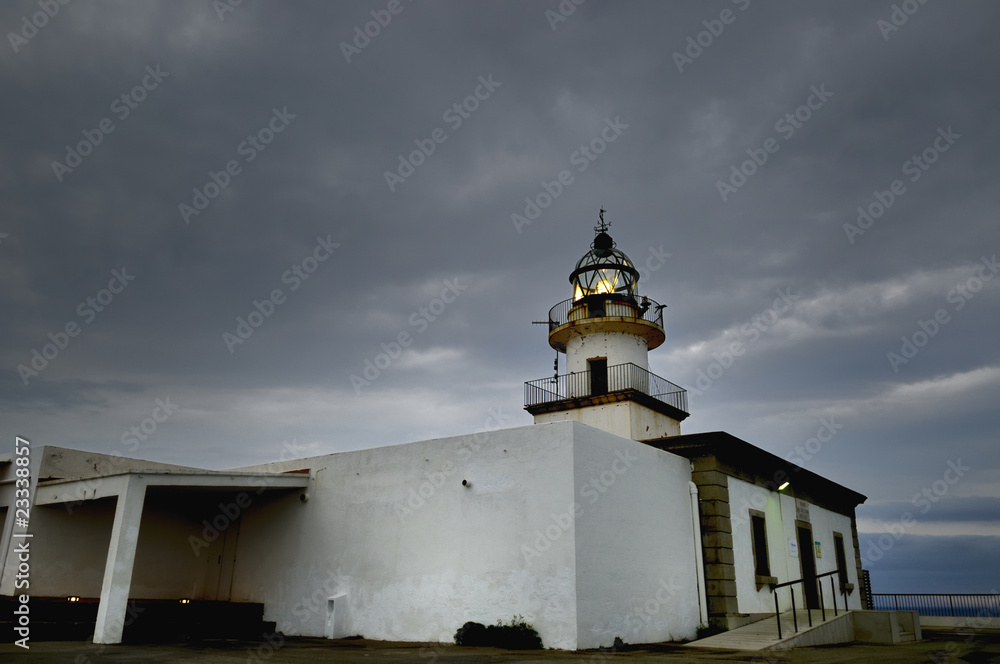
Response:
[593,231,613,252]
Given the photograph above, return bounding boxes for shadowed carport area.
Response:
[20,469,310,644]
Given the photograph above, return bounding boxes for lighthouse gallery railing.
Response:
[547,296,664,331]
[525,362,688,413]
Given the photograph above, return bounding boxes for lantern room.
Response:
[570,224,640,301]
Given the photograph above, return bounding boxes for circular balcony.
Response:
[546,294,665,352]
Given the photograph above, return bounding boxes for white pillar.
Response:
[93,475,147,644]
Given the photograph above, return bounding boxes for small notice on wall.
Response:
[788,539,798,557]
[815,541,822,558]
[795,499,810,521]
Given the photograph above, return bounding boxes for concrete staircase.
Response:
[686,609,921,651]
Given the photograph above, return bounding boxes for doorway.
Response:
[589,358,608,396]
[796,524,819,609]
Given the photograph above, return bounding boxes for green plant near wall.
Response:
[454,615,543,650]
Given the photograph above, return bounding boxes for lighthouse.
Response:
[524,211,689,440]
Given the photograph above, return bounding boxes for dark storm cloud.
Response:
[860,534,1000,594]
[1,1,998,589]
[861,496,1000,524]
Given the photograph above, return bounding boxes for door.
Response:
[797,525,819,609]
[589,358,608,396]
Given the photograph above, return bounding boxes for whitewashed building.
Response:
[0,216,867,648]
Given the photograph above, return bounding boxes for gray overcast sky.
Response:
[2,0,998,594]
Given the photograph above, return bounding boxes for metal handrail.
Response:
[547,295,664,331]
[870,593,1000,617]
[524,362,688,413]
[770,569,847,640]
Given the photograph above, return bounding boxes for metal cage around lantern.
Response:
[569,230,640,301]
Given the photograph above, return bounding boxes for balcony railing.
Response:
[547,295,663,332]
[525,362,688,414]
[870,593,1000,617]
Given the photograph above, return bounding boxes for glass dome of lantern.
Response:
[569,210,640,302]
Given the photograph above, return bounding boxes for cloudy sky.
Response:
[3,1,998,594]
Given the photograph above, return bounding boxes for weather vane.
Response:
[595,207,610,234]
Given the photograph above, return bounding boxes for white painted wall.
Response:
[572,425,701,647]
[231,421,700,650]
[231,422,582,649]
[533,402,681,440]
[727,477,862,614]
[566,331,649,373]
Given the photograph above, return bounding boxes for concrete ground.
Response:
[2,628,999,663]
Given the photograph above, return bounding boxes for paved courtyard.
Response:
[3,628,999,664]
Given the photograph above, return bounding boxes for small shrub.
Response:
[454,615,543,650]
[454,621,488,647]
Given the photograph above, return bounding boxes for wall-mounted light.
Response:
[179,598,191,604]
[67,596,80,603]
[778,481,790,491]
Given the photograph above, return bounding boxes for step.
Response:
[685,610,851,651]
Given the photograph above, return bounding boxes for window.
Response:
[750,510,770,577]
[833,532,848,589]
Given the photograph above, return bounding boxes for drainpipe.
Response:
[689,481,709,628]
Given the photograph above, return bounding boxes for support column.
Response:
[691,462,738,628]
[93,474,147,644]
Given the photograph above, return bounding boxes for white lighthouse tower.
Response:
[525,211,688,440]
